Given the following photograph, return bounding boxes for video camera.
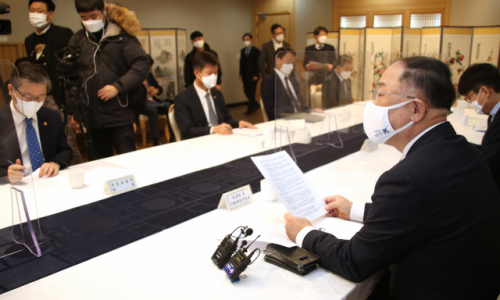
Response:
[56,45,84,88]
[0,2,11,35]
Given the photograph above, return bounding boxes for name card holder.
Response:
[104,175,137,195]
[360,139,379,152]
[218,185,254,212]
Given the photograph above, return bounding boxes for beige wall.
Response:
[295,0,333,52]
[450,0,500,26]
[4,0,253,104]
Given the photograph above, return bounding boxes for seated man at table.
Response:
[458,63,500,193]
[284,57,500,299]
[260,47,311,121]
[0,62,72,183]
[321,54,354,108]
[174,51,255,140]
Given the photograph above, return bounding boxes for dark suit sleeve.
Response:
[239,49,244,77]
[45,110,72,169]
[258,43,269,78]
[481,120,500,189]
[253,48,261,79]
[260,75,275,121]
[302,170,426,282]
[174,93,210,139]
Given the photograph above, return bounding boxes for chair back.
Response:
[168,104,182,142]
[259,98,268,122]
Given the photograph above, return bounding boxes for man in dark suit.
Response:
[239,33,261,115]
[303,26,336,74]
[458,63,500,193]
[1,63,72,184]
[260,47,310,121]
[258,24,291,78]
[321,54,354,108]
[184,31,222,90]
[25,0,82,165]
[175,51,255,140]
[285,57,500,299]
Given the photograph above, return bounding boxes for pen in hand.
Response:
[8,160,26,174]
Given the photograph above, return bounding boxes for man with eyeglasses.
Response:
[458,63,500,193]
[284,57,500,299]
[0,63,72,184]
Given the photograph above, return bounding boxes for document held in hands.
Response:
[251,151,326,221]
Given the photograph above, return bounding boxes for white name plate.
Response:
[103,174,137,195]
[360,139,379,152]
[218,184,254,212]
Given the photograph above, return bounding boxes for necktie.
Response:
[24,118,44,172]
[488,115,493,130]
[318,45,323,50]
[246,48,250,56]
[284,76,301,112]
[205,93,219,126]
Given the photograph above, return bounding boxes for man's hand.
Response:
[284,213,312,243]
[327,64,334,71]
[238,120,257,129]
[39,162,60,178]
[8,159,25,184]
[212,123,233,135]
[147,86,159,97]
[305,63,312,71]
[238,75,242,80]
[215,84,222,91]
[311,108,325,114]
[253,76,259,81]
[97,85,119,101]
[71,115,79,131]
[324,195,353,220]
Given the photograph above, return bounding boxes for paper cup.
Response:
[68,168,85,189]
[260,179,278,202]
[342,110,351,121]
[459,115,469,126]
[294,129,311,144]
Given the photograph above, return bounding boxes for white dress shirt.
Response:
[296,121,447,247]
[193,82,218,133]
[35,23,51,36]
[10,100,43,176]
[490,101,500,122]
[315,43,324,50]
[275,68,299,112]
[272,38,283,51]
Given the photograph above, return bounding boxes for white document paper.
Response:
[232,128,263,137]
[251,151,326,221]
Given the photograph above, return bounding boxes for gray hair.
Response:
[10,62,52,93]
[338,54,353,67]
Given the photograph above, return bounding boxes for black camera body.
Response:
[0,2,11,35]
[57,46,84,88]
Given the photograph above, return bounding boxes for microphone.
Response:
[211,226,250,269]
[223,236,261,283]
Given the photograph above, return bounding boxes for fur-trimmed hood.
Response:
[105,3,141,36]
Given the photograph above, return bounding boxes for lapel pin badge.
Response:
[44,122,47,126]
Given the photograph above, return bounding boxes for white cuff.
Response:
[350,202,365,223]
[295,226,314,248]
[210,126,213,134]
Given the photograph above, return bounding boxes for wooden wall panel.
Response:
[0,43,27,63]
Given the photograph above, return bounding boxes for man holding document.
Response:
[284,57,500,299]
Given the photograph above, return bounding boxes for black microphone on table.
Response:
[223,234,261,283]
[211,226,253,269]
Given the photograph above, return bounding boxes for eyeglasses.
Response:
[372,88,416,101]
[29,9,48,13]
[15,89,46,102]
[464,91,478,104]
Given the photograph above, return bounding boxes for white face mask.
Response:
[274,34,284,43]
[340,71,351,80]
[193,40,205,49]
[470,89,487,115]
[14,95,44,119]
[82,13,105,33]
[280,63,294,76]
[243,41,251,47]
[318,35,327,44]
[363,99,416,144]
[29,12,49,29]
[199,73,217,89]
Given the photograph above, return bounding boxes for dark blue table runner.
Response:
[0,125,366,293]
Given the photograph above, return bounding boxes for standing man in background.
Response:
[303,26,336,72]
[258,24,290,78]
[239,33,260,115]
[321,54,354,108]
[25,0,82,165]
[184,31,222,90]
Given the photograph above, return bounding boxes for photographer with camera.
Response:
[25,0,83,165]
[67,0,149,159]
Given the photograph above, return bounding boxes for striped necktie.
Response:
[24,118,45,172]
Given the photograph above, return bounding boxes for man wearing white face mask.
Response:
[321,54,354,108]
[175,52,256,140]
[25,0,82,165]
[303,26,336,73]
[258,24,290,78]
[184,31,222,90]
[458,63,500,193]
[67,0,149,159]
[0,63,72,184]
[284,57,500,299]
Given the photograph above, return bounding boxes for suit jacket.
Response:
[260,70,309,121]
[239,46,261,82]
[303,44,336,68]
[184,43,222,88]
[174,85,239,140]
[321,72,353,108]
[303,122,500,299]
[480,114,500,194]
[25,24,74,110]
[0,106,72,177]
[258,40,291,78]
